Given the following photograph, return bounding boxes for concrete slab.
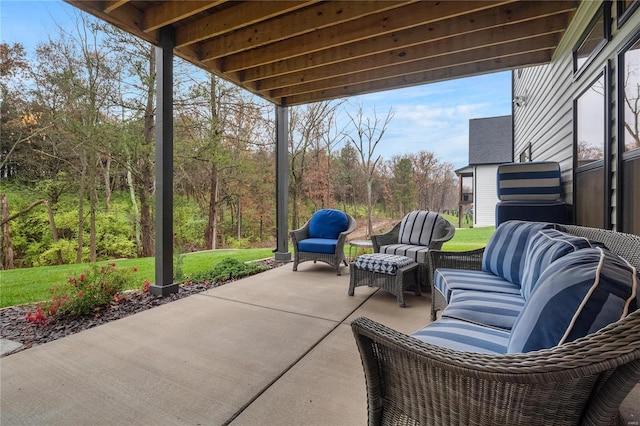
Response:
[0,293,338,425]
[206,263,377,322]
[0,339,24,357]
[230,324,367,426]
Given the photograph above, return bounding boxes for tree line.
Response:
[0,12,458,269]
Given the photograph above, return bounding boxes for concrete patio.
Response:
[2,261,638,425]
[0,262,432,425]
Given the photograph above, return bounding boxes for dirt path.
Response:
[348,218,398,240]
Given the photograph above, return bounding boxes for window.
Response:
[574,68,610,229]
[617,0,639,27]
[573,2,611,75]
[519,143,532,162]
[617,30,640,234]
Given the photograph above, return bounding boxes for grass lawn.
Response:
[441,226,494,251]
[0,248,274,309]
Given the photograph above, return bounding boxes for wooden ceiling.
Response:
[65,0,579,106]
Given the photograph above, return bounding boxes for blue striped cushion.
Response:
[508,247,639,353]
[308,209,348,239]
[497,161,562,201]
[398,211,440,246]
[354,253,414,275]
[482,220,555,286]
[412,318,510,354]
[443,290,525,331]
[433,269,521,303]
[521,229,597,300]
[381,244,430,263]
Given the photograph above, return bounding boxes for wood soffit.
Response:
[65,0,579,106]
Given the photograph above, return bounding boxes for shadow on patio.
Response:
[0,262,431,425]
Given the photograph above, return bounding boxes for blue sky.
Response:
[1,0,513,169]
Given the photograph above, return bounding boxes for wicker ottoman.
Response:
[348,253,420,307]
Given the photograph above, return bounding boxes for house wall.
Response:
[473,164,499,227]
[513,0,640,230]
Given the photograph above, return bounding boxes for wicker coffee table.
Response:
[348,253,420,307]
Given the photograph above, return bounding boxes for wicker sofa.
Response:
[352,221,640,425]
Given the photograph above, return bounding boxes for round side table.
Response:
[348,239,374,260]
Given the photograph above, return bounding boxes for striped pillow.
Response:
[482,221,555,286]
[520,229,597,300]
[398,211,440,246]
[508,247,639,353]
[497,161,562,201]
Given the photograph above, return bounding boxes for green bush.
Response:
[188,258,266,283]
[225,236,252,249]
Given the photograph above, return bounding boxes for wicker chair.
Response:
[352,311,640,426]
[371,211,455,290]
[290,209,355,275]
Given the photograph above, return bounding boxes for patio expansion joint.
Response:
[202,289,379,425]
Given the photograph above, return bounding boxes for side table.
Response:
[348,239,373,260]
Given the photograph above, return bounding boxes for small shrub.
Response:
[25,263,139,324]
[188,258,266,283]
[225,236,252,249]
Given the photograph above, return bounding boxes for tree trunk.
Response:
[77,161,87,263]
[1,194,14,270]
[236,196,242,240]
[102,156,112,211]
[126,162,142,255]
[44,200,63,265]
[366,179,373,236]
[89,150,97,263]
[138,45,155,258]
[205,164,219,250]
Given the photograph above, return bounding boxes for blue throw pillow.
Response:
[482,221,555,286]
[520,229,598,300]
[508,247,639,353]
[308,209,348,239]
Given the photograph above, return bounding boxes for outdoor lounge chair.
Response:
[371,211,455,289]
[290,209,355,275]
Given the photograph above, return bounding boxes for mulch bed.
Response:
[0,259,283,356]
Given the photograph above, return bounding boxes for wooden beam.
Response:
[282,50,553,106]
[249,12,570,93]
[104,0,128,13]
[226,0,515,73]
[175,1,318,48]
[143,1,225,33]
[200,1,411,62]
[269,34,560,98]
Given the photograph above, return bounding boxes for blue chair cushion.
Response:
[482,220,555,286]
[433,268,521,304]
[443,290,525,331]
[380,244,430,263]
[398,210,440,245]
[412,317,510,354]
[508,247,639,353]
[308,209,348,239]
[354,253,414,275]
[497,161,562,201]
[298,238,338,254]
[521,229,599,300]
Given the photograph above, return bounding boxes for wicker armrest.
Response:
[289,222,310,247]
[428,247,485,272]
[351,313,640,426]
[370,222,400,252]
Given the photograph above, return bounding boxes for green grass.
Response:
[441,226,494,251]
[0,248,274,309]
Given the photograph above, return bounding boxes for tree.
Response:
[390,156,416,216]
[344,104,394,235]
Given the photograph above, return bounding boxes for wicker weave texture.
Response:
[349,261,419,307]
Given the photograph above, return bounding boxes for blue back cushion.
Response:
[497,161,562,201]
[308,209,348,239]
[508,247,639,353]
[398,210,440,245]
[482,221,555,286]
[520,229,597,300]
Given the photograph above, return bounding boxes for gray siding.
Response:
[513,0,640,227]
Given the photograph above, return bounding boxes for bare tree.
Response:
[345,104,394,235]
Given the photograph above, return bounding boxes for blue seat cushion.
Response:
[443,290,525,331]
[412,318,509,354]
[521,229,600,300]
[380,244,430,264]
[398,210,441,245]
[308,209,348,239]
[298,238,338,254]
[354,253,414,275]
[495,200,568,227]
[508,247,639,353]
[482,220,556,286]
[433,268,521,304]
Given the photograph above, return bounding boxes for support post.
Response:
[274,104,291,262]
[151,26,179,296]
